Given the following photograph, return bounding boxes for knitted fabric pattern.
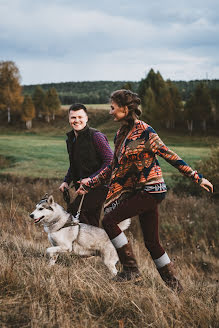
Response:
[88,120,202,208]
[90,131,114,177]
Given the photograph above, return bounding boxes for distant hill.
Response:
[172,79,219,101]
[22,81,139,104]
[22,79,219,104]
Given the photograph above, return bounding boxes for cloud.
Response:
[0,0,218,83]
[0,1,155,56]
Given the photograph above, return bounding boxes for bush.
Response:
[197,146,219,196]
[172,146,219,197]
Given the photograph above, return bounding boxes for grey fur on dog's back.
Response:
[29,195,131,276]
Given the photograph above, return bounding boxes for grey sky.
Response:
[0,0,218,84]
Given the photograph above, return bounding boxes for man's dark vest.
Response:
[66,126,102,185]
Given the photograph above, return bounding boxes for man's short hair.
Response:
[68,103,88,114]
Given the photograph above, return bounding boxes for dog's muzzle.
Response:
[29,213,45,224]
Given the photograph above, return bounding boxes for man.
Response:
[59,103,113,227]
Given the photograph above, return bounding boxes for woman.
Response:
[77,90,213,292]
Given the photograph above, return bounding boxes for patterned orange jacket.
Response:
[87,120,202,208]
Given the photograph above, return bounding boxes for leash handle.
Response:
[63,179,85,223]
[63,187,70,205]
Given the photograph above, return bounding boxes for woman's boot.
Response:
[113,242,141,282]
[158,262,183,294]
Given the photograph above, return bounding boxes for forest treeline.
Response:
[0,60,219,133]
[23,78,219,105]
[23,81,139,104]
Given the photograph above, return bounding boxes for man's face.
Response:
[69,109,88,131]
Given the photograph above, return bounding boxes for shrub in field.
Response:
[0,155,15,169]
[172,146,219,197]
[197,146,219,196]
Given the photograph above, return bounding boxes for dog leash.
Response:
[63,180,83,206]
[57,193,85,231]
[74,194,85,222]
[62,185,85,225]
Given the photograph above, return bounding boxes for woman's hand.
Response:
[200,178,213,193]
[76,177,91,195]
[78,177,91,185]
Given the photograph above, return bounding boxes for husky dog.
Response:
[29,195,131,276]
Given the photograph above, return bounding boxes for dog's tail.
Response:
[118,218,131,231]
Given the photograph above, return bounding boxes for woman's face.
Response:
[109,101,128,122]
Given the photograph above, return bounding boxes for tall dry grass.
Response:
[0,176,218,327]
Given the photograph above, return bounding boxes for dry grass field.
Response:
[0,176,218,327]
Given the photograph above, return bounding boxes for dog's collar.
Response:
[57,214,80,231]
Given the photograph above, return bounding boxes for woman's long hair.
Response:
[110,89,141,159]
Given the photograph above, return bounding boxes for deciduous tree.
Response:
[0,61,23,123]
[44,88,61,122]
[32,85,46,118]
[21,95,35,129]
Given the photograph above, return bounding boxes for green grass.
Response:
[62,104,111,111]
[0,132,214,185]
[158,146,209,187]
[0,134,69,179]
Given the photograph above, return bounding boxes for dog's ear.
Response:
[48,195,54,205]
[42,193,49,200]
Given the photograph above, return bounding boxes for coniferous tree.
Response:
[21,95,35,129]
[138,68,182,127]
[210,88,219,124]
[138,69,160,122]
[195,83,212,131]
[157,86,173,126]
[166,80,183,128]
[141,87,156,122]
[185,83,212,132]
[122,82,133,91]
[0,61,23,123]
[154,71,166,96]
[184,96,196,134]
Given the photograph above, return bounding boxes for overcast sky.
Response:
[0,0,218,85]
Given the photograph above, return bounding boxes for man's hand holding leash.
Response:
[59,182,69,192]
